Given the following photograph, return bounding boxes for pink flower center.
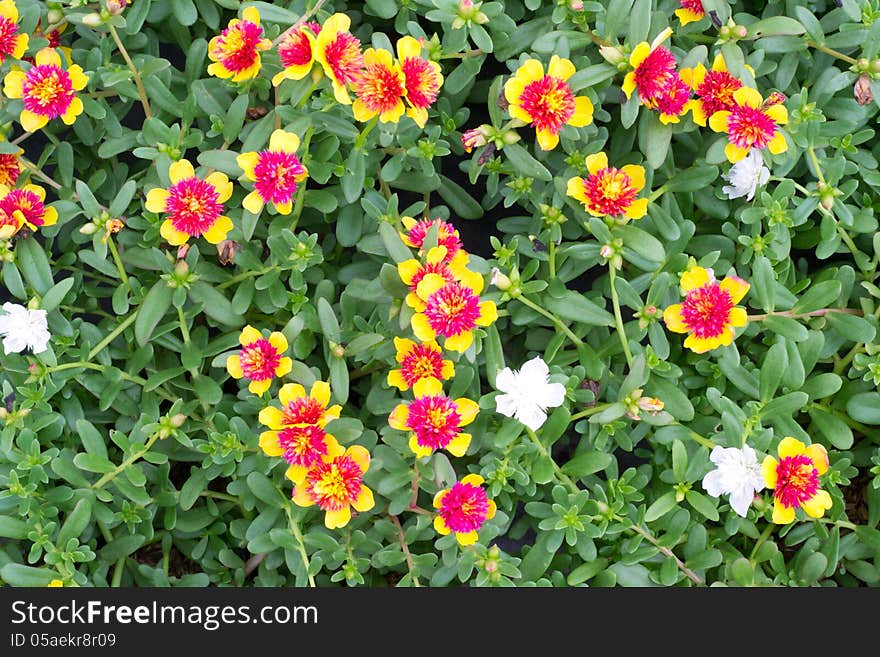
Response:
[423,282,481,338]
[279,27,314,68]
[165,177,222,236]
[282,397,326,426]
[697,69,741,116]
[305,454,363,511]
[680,0,704,14]
[401,57,441,109]
[23,64,74,118]
[253,150,307,204]
[238,338,281,381]
[0,17,19,60]
[680,283,734,338]
[582,168,638,216]
[211,19,264,73]
[277,424,329,467]
[518,75,576,133]
[405,218,461,258]
[400,344,445,386]
[406,395,461,450]
[0,189,47,227]
[0,154,21,187]
[439,482,490,533]
[354,60,405,113]
[634,47,677,103]
[408,261,454,295]
[655,75,690,117]
[323,32,363,86]
[774,455,820,509]
[726,104,778,149]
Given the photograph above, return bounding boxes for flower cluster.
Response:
[387,216,497,544]
[623,28,689,124]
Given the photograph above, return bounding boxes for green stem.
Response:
[608,266,633,367]
[47,360,147,387]
[747,307,862,322]
[290,126,314,233]
[806,146,826,185]
[111,558,125,587]
[177,306,191,345]
[440,48,485,59]
[548,238,556,279]
[389,514,420,587]
[91,432,160,490]
[217,265,277,290]
[805,40,857,65]
[516,295,584,348]
[106,235,129,288]
[200,491,240,503]
[355,116,379,149]
[569,403,613,423]
[285,505,317,587]
[647,184,667,203]
[671,422,717,449]
[525,427,579,494]
[749,523,775,562]
[108,23,152,119]
[87,311,138,360]
[813,517,858,530]
[614,514,703,585]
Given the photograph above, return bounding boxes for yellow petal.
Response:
[620,164,646,192]
[777,437,806,461]
[278,383,305,406]
[708,110,731,133]
[269,129,300,153]
[246,379,271,396]
[3,69,25,98]
[35,47,61,68]
[226,354,243,379]
[284,464,309,486]
[680,266,711,292]
[239,325,262,345]
[416,272,447,300]
[202,215,233,244]
[624,197,649,220]
[461,473,484,487]
[406,105,428,128]
[433,489,449,508]
[160,220,189,246]
[454,398,480,426]
[535,128,559,151]
[206,172,233,203]
[352,486,375,512]
[547,54,576,81]
[456,531,479,546]
[258,406,286,430]
[621,71,636,99]
[585,151,608,175]
[397,258,421,285]
[801,490,832,518]
[236,151,260,179]
[40,206,58,227]
[292,484,314,507]
[275,357,293,378]
[393,336,415,361]
[346,445,371,473]
[397,35,422,62]
[446,432,471,457]
[728,307,748,328]
[19,109,47,133]
[258,431,283,456]
[688,100,707,127]
[720,276,750,305]
[712,54,727,73]
[444,331,474,353]
[663,304,688,333]
[310,380,331,407]
[725,142,750,163]
[434,514,450,535]
[387,368,408,391]
[0,0,18,22]
[411,312,436,342]
[388,404,410,430]
[68,65,89,91]
[145,187,169,213]
[486,499,497,520]
[772,499,796,524]
[441,360,455,380]
[409,434,433,459]
[274,200,293,215]
[734,86,763,109]
[242,6,260,25]
[683,334,722,353]
[242,190,264,215]
[476,301,497,327]
[805,444,829,475]
[413,376,442,399]
[324,507,351,529]
[767,131,787,155]
[268,332,288,353]
[762,456,778,489]
[169,159,195,184]
[628,42,651,69]
[765,104,788,125]
[60,96,84,124]
[515,58,545,85]
[566,176,587,203]
[352,98,374,122]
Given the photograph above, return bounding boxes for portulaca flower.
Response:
[494,356,566,431]
[0,302,50,355]
[721,149,769,201]
[702,444,765,517]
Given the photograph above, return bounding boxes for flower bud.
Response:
[872,59,880,74]
[856,57,870,72]
[599,45,626,67]
[81,12,103,27]
[47,8,64,24]
[636,396,664,413]
[854,74,874,106]
[79,222,99,235]
[719,25,731,39]
[106,0,128,15]
[461,126,490,153]
[569,0,584,9]
[484,559,499,573]
[733,25,748,39]
[176,243,190,260]
[820,190,835,211]
[170,413,186,428]
[490,267,512,291]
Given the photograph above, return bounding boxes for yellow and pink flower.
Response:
[352,47,407,123]
[410,276,498,353]
[504,55,594,150]
[3,47,88,132]
[0,0,28,65]
[762,437,832,524]
[433,474,497,546]
[145,159,234,246]
[237,129,308,216]
[292,445,375,529]
[272,22,320,86]
[680,54,744,127]
[663,266,749,353]
[0,183,57,236]
[400,216,462,260]
[0,150,21,187]
[313,13,364,105]
[654,74,690,124]
[207,7,271,82]
[396,36,443,128]
[388,378,479,458]
[387,337,455,392]
[675,0,704,26]
[260,424,344,485]
[225,325,292,395]
[709,87,788,163]
[397,245,475,311]
[566,151,648,220]
[258,381,342,430]
[622,28,676,108]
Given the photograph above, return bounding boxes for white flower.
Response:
[701,445,765,517]
[721,149,770,201]
[0,303,50,355]
[494,356,566,431]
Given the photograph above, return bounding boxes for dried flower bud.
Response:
[477,142,496,165]
[709,10,722,27]
[461,126,490,153]
[176,243,190,260]
[217,239,242,265]
[854,73,874,106]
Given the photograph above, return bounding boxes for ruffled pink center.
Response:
[680,283,734,338]
[212,19,264,73]
[696,69,741,116]
[727,104,778,149]
[423,282,481,338]
[582,168,638,216]
[253,150,306,204]
[774,455,820,509]
[406,394,461,450]
[277,425,329,467]
[323,32,363,86]
[405,218,461,257]
[400,344,445,386]
[238,338,281,381]
[354,60,404,113]
[281,397,326,426]
[279,27,314,68]
[0,154,21,187]
[518,76,575,133]
[655,75,690,118]
[165,177,222,236]
[438,482,490,533]
[23,64,74,118]
[401,57,441,109]
[0,189,47,227]
[305,454,363,511]
[0,17,19,60]
[634,47,677,103]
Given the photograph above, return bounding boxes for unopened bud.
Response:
[719,25,731,39]
[501,130,520,146]
[857,58,870,72]
[637,396,664,413]
[490,267,512,290]
[47,8,64,24]
[733,25,748,39]
[872,59,880,74]
[79,222,99,235]
[820,191,835,211]
[461,126,490,153]
[484,559,499,573]
[599,44,626,66]
[176,243,190,260]
[173,260,189,276]
[600,244,615,259]
[106,0,128,15]
[170,413,186,428]
[855,74,874,106]
[569,0,584,9]
[81,12,103,27]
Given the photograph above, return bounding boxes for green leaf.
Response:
[664,166,721,193]
[642,115,672,170]
[317,298,341,343]
[109,180,137,217]
[0,564,59,587]
[543,291,615,327]
[188,282,245,328]
[616,224,665,265]
[40,277,75,313]
[826,312,876,343]
[437,175,483,219]
[809,408,853,450]
[378,222,413,263]
[504,143,552,181]
[759,341,787,401]
[762,315,808,341]
[76,419,108,459]
[561,451,613,478]
[750,257,776,312]
[15,236,54,294]
[57,498,92,546]
[792,281,842,314]
[644,490,677,522]
[366,0,398,19]
[685,490,719,521]
[223,94,249,144]
[531,454,555,485]
[746,16,806,39]
[73,452,116,474]
[760,392,809,420]
[246,472,286,508]
[672,440,687,482]
[846,392,880,424]
[730,557,754,586]
[0,515,28,539]
[135,281,173,346]
[797,552,828,584]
